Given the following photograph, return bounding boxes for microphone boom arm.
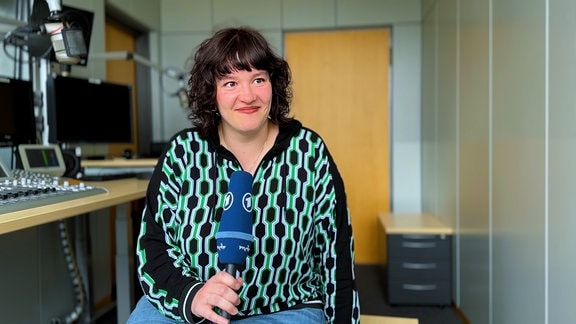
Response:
[90,50,189,108]
[45,0,62,13]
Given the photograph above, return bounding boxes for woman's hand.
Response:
[191,271,243,324]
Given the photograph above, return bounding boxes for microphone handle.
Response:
[224,263,238,276]
[221,263,238,319]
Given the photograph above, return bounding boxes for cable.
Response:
[50,219,86,324]
[2,23,54,65]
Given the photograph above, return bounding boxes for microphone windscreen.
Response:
[216,170,255,265]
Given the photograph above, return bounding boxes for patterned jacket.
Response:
[136,119,360,323]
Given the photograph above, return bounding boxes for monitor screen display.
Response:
[46,74,133,144]
[0,77,37,147]
[17,144,66,177]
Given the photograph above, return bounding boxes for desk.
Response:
[378,213,453,235]
[0,178,149,323]
[360,315,418,324]
[82,158,158,168]
[0,184,423,324]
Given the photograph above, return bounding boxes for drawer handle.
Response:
[402,262,437,270]
[402,234,435,239]
[401,242,437,249]
[402,283,437,291]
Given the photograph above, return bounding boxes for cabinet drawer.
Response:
[388,234,451,259]
[388,258,450,280]
[388,279,451,305]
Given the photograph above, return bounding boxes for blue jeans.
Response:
[127,295,325,323]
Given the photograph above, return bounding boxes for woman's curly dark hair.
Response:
[186,26,294,138]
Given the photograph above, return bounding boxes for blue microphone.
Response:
[215,170,254,319]
[216,170,254,271]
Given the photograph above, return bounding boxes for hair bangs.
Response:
[214,33,270,78]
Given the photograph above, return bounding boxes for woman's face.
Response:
[216,68,272,134]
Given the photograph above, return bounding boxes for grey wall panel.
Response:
[391,24,422,212]
[161,0,212,32]
[421,0,576,322]
[337,0,420,26]
[458,0,490,322]
[283,0,336,29]
[213,0,282,30]
[491,0,546,322]
[160,32,210,138]
[106,0,161,30]
[420,2,438,214]
[435,0,458,230]
[548,0,576,322]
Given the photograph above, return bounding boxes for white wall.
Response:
[422,0,576,323]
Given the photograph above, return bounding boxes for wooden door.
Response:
[105,20,138,157]
[285,29,390,264]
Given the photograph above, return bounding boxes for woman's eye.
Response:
[254,78,266,84]
[223,81,236,88]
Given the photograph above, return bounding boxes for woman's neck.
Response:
[219,121,271,174]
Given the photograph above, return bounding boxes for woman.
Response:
[128,26,360,324]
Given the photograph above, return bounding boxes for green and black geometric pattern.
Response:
[136,120,360,323]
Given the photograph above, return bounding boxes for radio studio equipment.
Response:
[42,0,87,65]
[2,0,94,66]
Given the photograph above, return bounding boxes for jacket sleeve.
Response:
[135,148,205,323]
[314,143,361,323]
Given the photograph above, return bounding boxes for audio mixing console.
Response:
[0,169,107,214]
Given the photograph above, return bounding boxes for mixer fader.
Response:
[0,169,108,214]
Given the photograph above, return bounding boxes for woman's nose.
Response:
[238,85,256,102]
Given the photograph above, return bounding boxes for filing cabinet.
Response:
[379,213,453,306]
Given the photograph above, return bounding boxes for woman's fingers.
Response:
[191,272,243,323]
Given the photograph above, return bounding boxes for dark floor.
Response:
[96,265,463,323]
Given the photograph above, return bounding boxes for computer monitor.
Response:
[0,77,37,147]
[17,144,66,177]
[46,73,134,145]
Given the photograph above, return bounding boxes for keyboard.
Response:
[0,169,108,214]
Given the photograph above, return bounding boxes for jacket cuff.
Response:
[180,281,206,323]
